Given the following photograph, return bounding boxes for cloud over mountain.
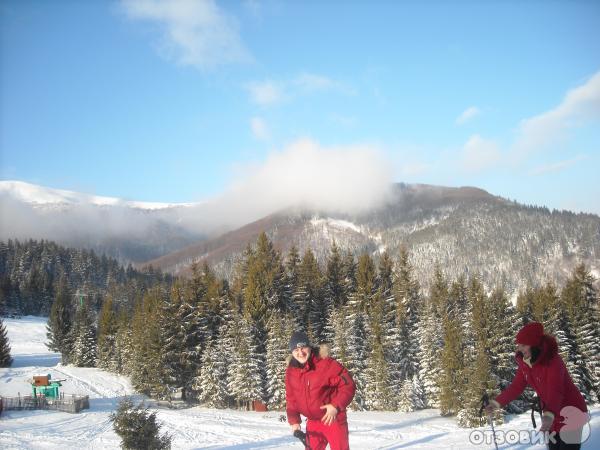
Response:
[190,138,394,229]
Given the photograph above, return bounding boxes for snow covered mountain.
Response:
[144,183,600,293]
[0,181,205,263]
[2,180,599,292]
[0,180,190,210]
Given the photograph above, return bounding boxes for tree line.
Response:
[0,239,171,316]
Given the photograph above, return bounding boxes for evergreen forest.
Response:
[1,236,599,428]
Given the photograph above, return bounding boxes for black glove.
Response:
[293,429,307,447]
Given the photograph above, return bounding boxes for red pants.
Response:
[306,416,349,450]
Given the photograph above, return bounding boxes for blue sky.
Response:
[1,0,599,214]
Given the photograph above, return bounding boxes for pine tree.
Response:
[560,264,600,401]
[157,284,185,400]
[227,316,265,408]
[363,299,394,410]
[301,249,325,343]
[194,292,235,407]
[243,233,284,328]
[46,276,74,364]
[328,306,350,368]
[418,267,446,408]
[342,251,357,303]
[457,347,501,427]
[397,379,417,412]
[439,278,467,416]
[71,301,97,367]
[265,313,295,409]
[457,276,500,427]
[516,286,535,325]
[324,241,346,309]
[412,374,426,410]
[196,333,231,408]
[0,317,13,367]
[322,242,347,344]
[284,245,301,314]
[352,253,377,313]
[110,398,172,449]
[130,289,163,397]
[343,253,376,410]
[363,253,396,410]
[345,308,368,410]
[392,247,421,384]
[193,262,227,344]
[115,309,134,375]
[487,286,519,400]
[97,294,119,371]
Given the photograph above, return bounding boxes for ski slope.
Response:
[1,316,599,449]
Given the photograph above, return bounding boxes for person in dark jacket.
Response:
[285,331,356,450]
[485,322,589,450]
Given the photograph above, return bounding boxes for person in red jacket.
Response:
[485,322,589,450]
[285,331,356,450]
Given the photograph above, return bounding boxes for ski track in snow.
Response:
[1,316,599,449]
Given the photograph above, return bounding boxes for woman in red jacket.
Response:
[285,331,356,450]
[485,322,589,450]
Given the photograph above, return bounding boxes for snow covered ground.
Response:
[1,316,599,449]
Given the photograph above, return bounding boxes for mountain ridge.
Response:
[2,180,598,292]
[141,183,600,293]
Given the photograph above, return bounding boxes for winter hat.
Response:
[289,331,311,352]
[516,322,544,346]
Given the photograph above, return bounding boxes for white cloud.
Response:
[246,80,285,105]
[201,138,393,226]
[529,155,587,176]
[250,116,270,140]
[455,106,481,125]
[461,134,502,172]
[515,71,600,153]
[246,72,351,106]
[120,0,251,69]
[0,140,393,242]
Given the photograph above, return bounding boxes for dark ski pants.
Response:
[548,432,582,450]
[306,415,350,450]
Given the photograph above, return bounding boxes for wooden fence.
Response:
[0,394,90,414]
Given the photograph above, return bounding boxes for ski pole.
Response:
[480,393,499,450]
[293,429,311,450]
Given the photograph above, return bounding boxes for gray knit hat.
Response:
[289,331,310,352]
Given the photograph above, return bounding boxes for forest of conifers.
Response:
[1,236,598,427]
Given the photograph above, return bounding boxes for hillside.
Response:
[144,184,600,292]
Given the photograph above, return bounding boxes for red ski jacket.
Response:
[495,335,587,433]
[285,350,355,425]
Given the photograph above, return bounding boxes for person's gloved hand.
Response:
[484,403,497,415]
[540,414,554,432]
[484,399,500,416]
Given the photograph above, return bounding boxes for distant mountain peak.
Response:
[0,180,194,210]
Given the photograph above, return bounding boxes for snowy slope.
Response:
[1,317,599,449]
[0,180,193,210]
[0,181,204,263]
